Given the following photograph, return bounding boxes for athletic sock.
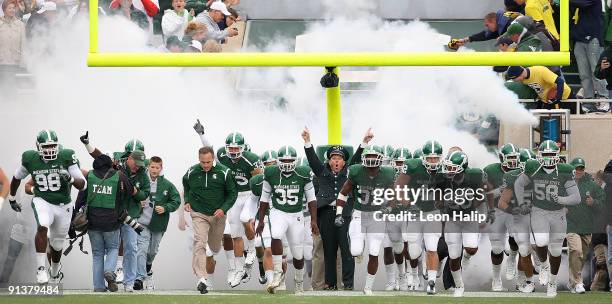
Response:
[117,256,123,268]
[385,264,396,283]
[36,253,46,269]
[50,262,60,277]
[365,273,376,290]
[492,264,502,280]
[427,270,437,282]
[265,270,274,283]
[226,250,235,271]
[451,269,464,288]
[272,255,282,273]
[236,256,245,272]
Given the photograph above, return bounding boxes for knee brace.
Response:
[408,243,422,260]
[548,242,562,257]
[392,242,404,255]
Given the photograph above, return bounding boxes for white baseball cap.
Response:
[190,40,203,52]
[37,1,57,14]
[209,1,230,16]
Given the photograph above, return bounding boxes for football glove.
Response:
[79,131,89,145]
[8,196,21,212]
[193,119,205,135]
[59,170,74,183]
[486,209,496,224]
[333,214,344,227]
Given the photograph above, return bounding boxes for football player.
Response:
[392,148,412,176]
[8,130,87,284]
[484,143,521,291]
[381,145,395,166]
[333,145,396,295]
[393,140,444,294]
[193,120,262,287]
[438,150,486,297]
[498,148,537,293]
[256,146,319,295]
[513,140,581,297]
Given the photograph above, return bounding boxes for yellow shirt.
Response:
[525,0,560,40]
[521,66,571,102]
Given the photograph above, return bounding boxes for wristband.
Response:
[337,193,348,202]
[335,206,343,215]
[85,143,95,154]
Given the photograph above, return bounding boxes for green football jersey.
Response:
[403,158,442,212]
[437,167,485,212]
[217,147,262,192]
[348,164,396,212]
[21,149,79,205]
[483,163,509,211]
[249,174,264,197]
[502,169,532,211]
[523,159,575,211]
[264,165,313,213]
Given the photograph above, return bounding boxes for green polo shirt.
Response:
[182,162,238,216]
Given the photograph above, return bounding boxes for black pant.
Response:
[318,205,354,288]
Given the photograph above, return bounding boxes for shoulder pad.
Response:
[524,159,540,176]
[295,166,312,179]
[264,165,279,179]
[557,163,574,174]
[59,148,78,165]
[216,147,227,159]
[405,158,421,173]
[483,163,501,175]
[347,164,362,179]
[21,150,38,166]
[249,173,264,187]
[465,168,485,185]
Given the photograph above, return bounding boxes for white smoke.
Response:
[0,4,540,290]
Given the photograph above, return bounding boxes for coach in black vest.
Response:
[301,127,373,290]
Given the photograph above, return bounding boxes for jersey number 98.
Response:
[35,173,61,192]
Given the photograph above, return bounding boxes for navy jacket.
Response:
[570,0,604,44]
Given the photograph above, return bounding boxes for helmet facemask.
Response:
[537,151,559,168]
[362,153,382,168]
[421,155,441,171]
[37,142,59,161]
[393,159,406,173]
[441,159,464,178]
[278,157,297,173]
[226,144,244,159]
[503,153,520,170]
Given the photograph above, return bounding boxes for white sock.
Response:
[236,256,245,271]
[427,270,437,282]
[365,273,376,290]
[385,264,396,283]
[295,267,304,283]
[272,255,282,273]
[36,253,47,269]
[50,262,60,277]
[117,256,123,268]
[265,270,274,283]
[492,264,502,279]
[463,251,473,261]
[451,269,464,288]
[397,263,406,276]
[246,238,255,252]
[226,250,235,271]
[550,273,557,284]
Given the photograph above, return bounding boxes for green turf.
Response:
[2,291,610,304]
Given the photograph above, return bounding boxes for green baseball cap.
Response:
[131,150,146,167]
[505,22,524,36]
[570,157,586,169]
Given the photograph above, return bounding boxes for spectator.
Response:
[603,159,612,290]
[135,156,180,290]
[185,0,207,16]
[451,10,521,48]
[217,6,237,30]
[592,49,612,112]
[565,157,604,294]
[182,146,237,294]
[194,1,237,43]
[109,0,160,33]
[161,0,192,40]
[188,39,202,52]
[202,39,221,52]
[0,0,25,99]
[75,154,137,292]
[25,1,58,39]
[506,66,573,110]
[570,0,608,100]
[590,170,608,291]
[504,22,542,52]
[301,127,372,290]
[495,36,515,52]
[164,35,185,52]
[505,0,525,14]
[183,21,206,43]
[513,0,560,40]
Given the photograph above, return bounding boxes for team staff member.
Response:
[505,66,572,111]
[301,127,371,290]
[135,156,181,290]
[75,154,137,292]
[565,157,604,294]
[183,146,238,294]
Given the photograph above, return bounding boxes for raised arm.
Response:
[302,127,324,176]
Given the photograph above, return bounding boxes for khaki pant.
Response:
[591,243,609,291]
[311,234,325,290]
[566,233,592,287]
[191,211,226,279]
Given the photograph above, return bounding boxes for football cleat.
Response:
[266,271,283,294]
[398,275,409,291]
[363,286,373,296]
[116,267,124,284]
[454,286,465,297]
[426,280,436,295]
[384,281,397,291]
[230,270,246,288]
[492,277,503,291]
[546,281,558,297]
[520,281,535,293]
[575,283,585,294]
[245,250,256,267]
[294,280,304,296]
[36,266,49,284]
[259,274,268,285]
[197,278,208,295]
[227,269,235,286]
[539,261,550,286]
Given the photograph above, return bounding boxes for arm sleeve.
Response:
[349,145,364,165]
[199,133,213,148]
[182,172,191,203]
[221,172,238,213]
[591,183,605,209]
[75,190,87,210]
[260,180,272,203]
[14,165,29,180]
[304,181,316,202]
[558,180,581,205]
[133,175,150,202]
[468,30,488,42]
[554,76,565,100]
[68,164,87,188]
[513,173,531,206]
[165,183,181,212]
[304,144,324,176]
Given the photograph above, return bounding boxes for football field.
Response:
[3,290,611,304]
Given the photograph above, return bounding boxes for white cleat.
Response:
[539,262,550,286]
[48,272,64,284]
[245,250,256,267]
[145,275,155,290]
[546,281,558,297]
[492,277,503,291]
[36,266,49,284]
[230,269,246,288]
[520,281,535,293]
[426,280,436,295]
[384,281,397,291]
[277,271,287,291]
[266,271,283,294]
[363,287,373,295]
[575,283,586,294]
[454,286,465,297]
[398,275,409,291]
[294,280,304,296]
[227,269,235,286]
[405,272,413,287]
[409,273,420,291]
[115,267,124,284]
